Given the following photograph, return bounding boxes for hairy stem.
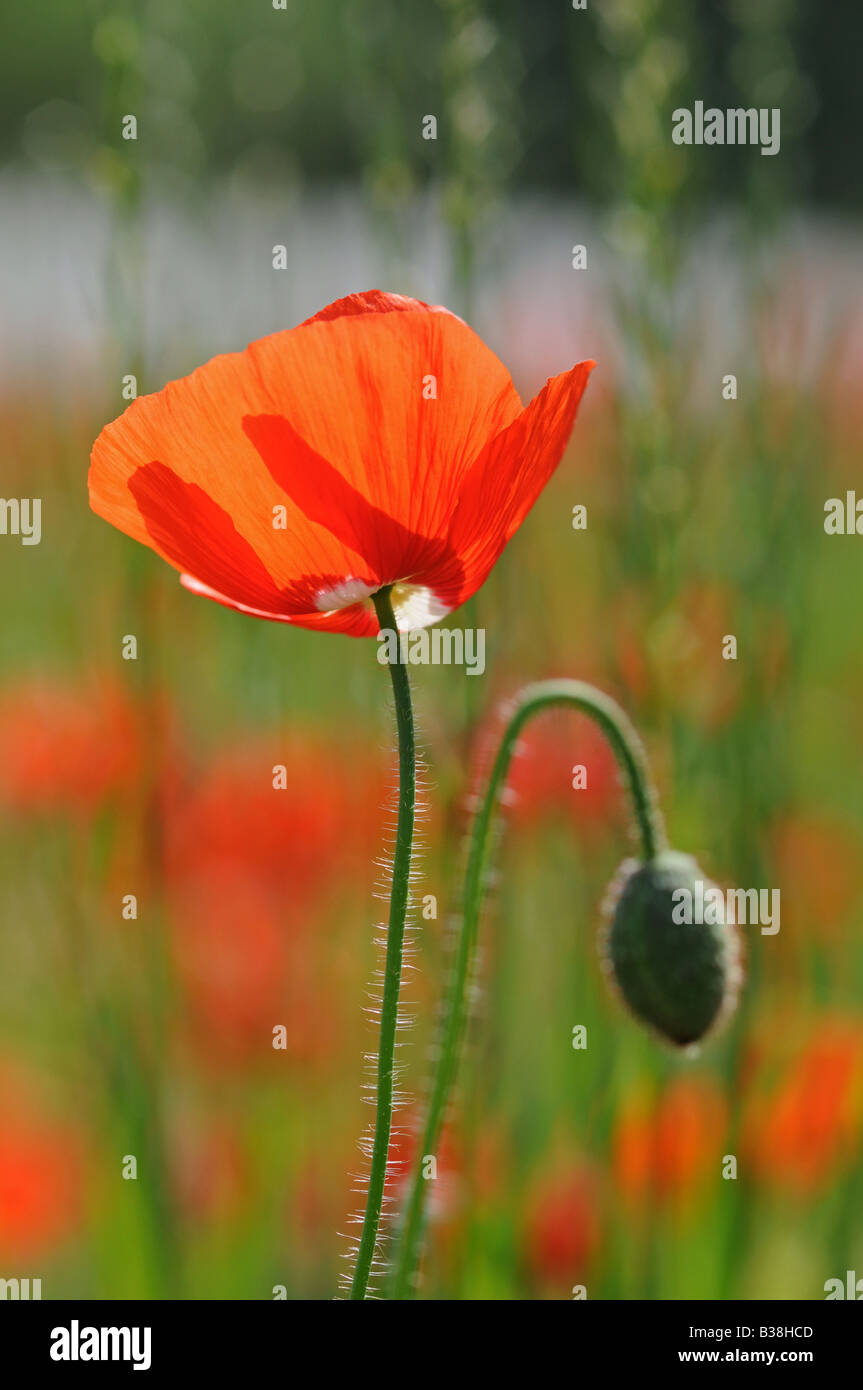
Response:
[349,587,416,1300]
[390,679,665,1297]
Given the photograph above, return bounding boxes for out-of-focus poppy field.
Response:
[1,1,862,1301]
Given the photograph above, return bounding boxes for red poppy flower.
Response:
[169,864,345,1069]
[161,735,386,1067]
[523,1162,602,1286]
[383,1118,462,1220]
[743,1016,863,1194]
[613,1076,728,1211]
[164,737,385,896]
[89,291,593,634]
[494,705,619,831]
[0,1066,85,1259]
[0,676,140,820]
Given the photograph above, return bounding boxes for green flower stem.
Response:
[349,586,417,1300]
[390,679,665,1298]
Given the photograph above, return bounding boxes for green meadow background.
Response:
[0,1,861,1299]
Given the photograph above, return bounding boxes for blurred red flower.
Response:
[498,706,620,833]
[383,1120,462,1222]
[164,738,378,896]
[0,677,140,820]
[523,1162,602,1288]
[743,1016,863,1194]
[90,291,593,635]
[613,1075,728,1213]
[164,737,385,1067]
[0,1067,85,1260]
[170,867,302,1065]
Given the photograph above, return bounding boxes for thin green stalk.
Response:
[390,679,665,1298]
[349,586,417,1300]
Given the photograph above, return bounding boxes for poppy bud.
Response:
[600,851,741,1047]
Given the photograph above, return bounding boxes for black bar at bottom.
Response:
[0,1298,858,1375]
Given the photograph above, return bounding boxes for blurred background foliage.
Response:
[0,0,861,1301]
[1,0,860,209]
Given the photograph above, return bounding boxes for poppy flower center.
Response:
[313,577,450,632]
[389,582,451,632]
[313,578,377,613]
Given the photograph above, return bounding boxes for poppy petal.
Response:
[128,462,288,612]
[428,360,595,609]
[242,412,454,585]
[243,302,522,546]
[179,573,379,636]
[130,463,380,619]
[299,289,425,326]
[89,352,375,597]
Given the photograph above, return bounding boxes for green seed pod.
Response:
[599,851,742,1047]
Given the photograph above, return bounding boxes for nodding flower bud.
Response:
[599,851,742,1048]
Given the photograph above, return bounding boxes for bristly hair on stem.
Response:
[342,586,419,1300]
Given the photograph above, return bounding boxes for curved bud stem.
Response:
[389,679,665,1298]
[348,586,417,1300]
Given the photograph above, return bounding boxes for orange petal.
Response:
[179,573,379,636]
[243,299,522,544]
[433,360,595,609]
[129,463,287,611]
[241,412,453,584]
[298,289,425,326]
